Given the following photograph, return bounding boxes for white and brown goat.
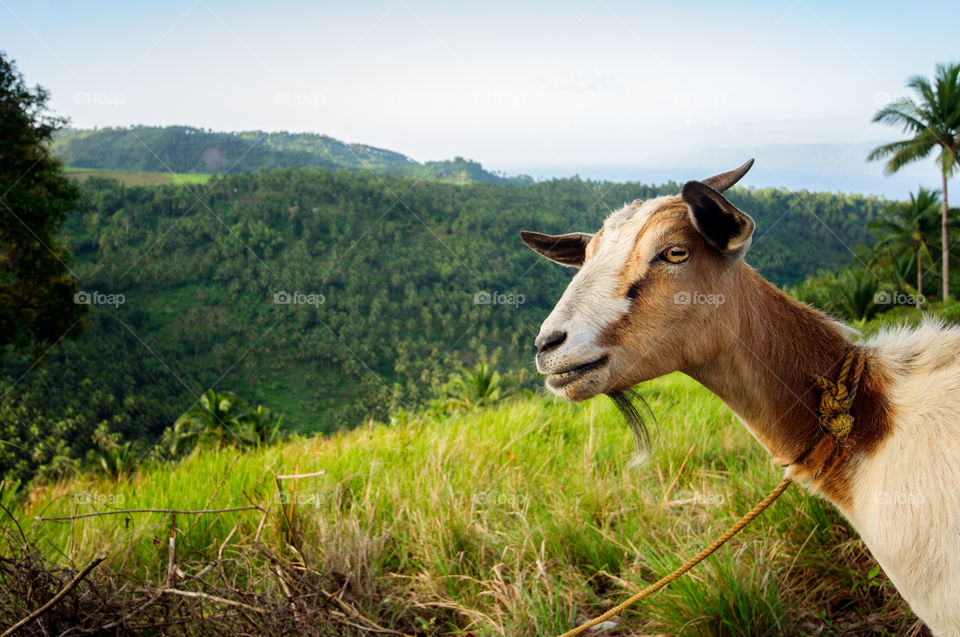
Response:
[521,161,960,635]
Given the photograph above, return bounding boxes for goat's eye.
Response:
[661,246,690,264]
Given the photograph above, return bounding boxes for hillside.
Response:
[51,126,531,185]
[0,168,889,484]
[4,375,919,635]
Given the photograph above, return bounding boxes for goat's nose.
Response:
[536,330,567,354]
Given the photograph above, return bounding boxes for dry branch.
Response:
[275,470,327,480]
[161,588,266,614]
[36,505,263,522]
[1,554,107,637]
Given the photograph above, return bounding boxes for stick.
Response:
[166,514,177,587]
[36,506,263,522]
[1,554,107,637]
[161,588,266,614]
[275,470,326,480]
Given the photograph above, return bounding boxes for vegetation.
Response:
[3,49,959,637]
[869,62,960,300]
[868,187,946,308]
[791,187,959,323]
[64,167,212,187]
[0,51,86,352]
[0,168,890,484]
[168,389,283,454]
[52,126,533,185]
[1,375,925,635]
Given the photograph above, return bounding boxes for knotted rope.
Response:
[811,346,866,439]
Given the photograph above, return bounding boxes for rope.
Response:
[557,348,866,637]
[556,477,792,637]
[811,347,865,439]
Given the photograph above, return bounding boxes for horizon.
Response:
[4,0,959,197]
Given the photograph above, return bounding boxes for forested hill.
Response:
[52,126,531,185]
[0,168,885,483]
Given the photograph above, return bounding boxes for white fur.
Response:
[843,320,960,635]
[535,198,663,373]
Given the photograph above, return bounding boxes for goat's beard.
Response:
[606,389,655,466]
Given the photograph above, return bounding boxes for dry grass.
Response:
[0,374,931,635]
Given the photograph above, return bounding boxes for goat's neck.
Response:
[683,265,853,469]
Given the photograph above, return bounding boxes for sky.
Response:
[3,0,960,196]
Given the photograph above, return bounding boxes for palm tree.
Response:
[170,390,248,454]
[242,404,283,447]
[442,360,503,411]
[869,63,960,301]
[831,267,881,323]
[868,187,943,308]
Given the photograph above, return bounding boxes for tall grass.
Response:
[3,374,922,635]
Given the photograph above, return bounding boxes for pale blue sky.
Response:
[3,1,959,195]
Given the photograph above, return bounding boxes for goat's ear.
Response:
[519,230,592,267]
[682,181,755,260]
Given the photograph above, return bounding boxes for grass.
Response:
[1,374,925,635]
[64,167,212,186]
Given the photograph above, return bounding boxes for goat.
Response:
[521,161,960,635]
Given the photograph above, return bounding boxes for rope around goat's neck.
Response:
[557,347,867,637]
[811,346,866,439]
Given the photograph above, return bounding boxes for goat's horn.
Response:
[701,159,755,192]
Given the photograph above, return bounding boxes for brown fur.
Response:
[592,199,893,510]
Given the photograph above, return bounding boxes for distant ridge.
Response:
[51,126,533,185]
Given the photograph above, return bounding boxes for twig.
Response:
[165,514,177,587]
[275,470,326,480]
[161,588,266,614]
[218,520,240,562]
[274,564,301,622]
[0,501,27,545]
[36,506,263,522]
[319,587,407,636]
[1,554,107,637]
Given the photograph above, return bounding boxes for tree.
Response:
[169,390,249,454]
[168,390,284,454]
[869,63,960,301]
[0,51,86,352]
[868,187,944,308]
[439,360,503,411]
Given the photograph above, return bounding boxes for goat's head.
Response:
[521,161,756,401]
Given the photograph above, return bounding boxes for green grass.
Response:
[3,374,921,635]
[65,166,212,186]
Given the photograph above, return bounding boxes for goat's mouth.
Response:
[546,355,609,389]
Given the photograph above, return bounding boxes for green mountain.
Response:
[51,126,531,185]
[1,167,886,484]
